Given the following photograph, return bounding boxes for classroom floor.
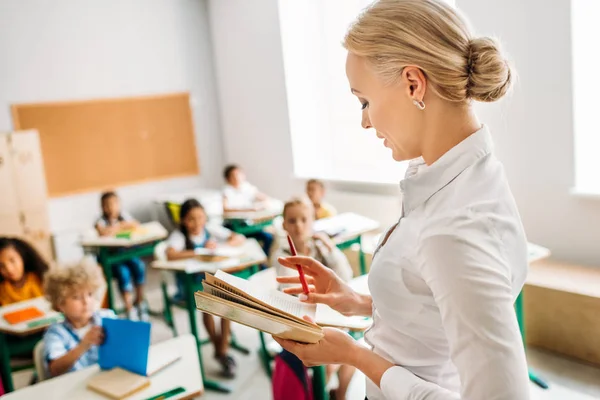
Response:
[10,267,600,399]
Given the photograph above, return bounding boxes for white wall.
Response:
[208,0,402,229]
[0,0,225,259]
[457,0,600,265]
[209,0,600,265]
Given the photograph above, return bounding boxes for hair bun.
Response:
[466,37,513,102]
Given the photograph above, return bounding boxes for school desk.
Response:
[151,238,267,394]
[223,199,284,236]
[313,212,380,276]
[1,334,203,400]
[0,297,64,393]
[80,221,168,313]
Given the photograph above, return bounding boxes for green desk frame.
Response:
[0,332,44,393]
[224,218,275,236]
[96,241,163,313]
[167,265,260,394]
[515,291,548,389]
[335,235,368,276]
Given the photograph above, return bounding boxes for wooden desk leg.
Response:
[98,248,116,313]
[311,365,328,400]
[183,274,231,394]
[0,332,14,393]
[515,291,549,389]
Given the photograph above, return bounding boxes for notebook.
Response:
[3,306,45,325]
[99,319,181,376]
[87,367,150,400]
[194,271,371,344]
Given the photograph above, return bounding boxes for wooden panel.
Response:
[0,215,23,236]
[527,259,600,298]
[10,130,48,209]
[12,93,199,197]
[0,134,19,214]
[524,285,600,365]
[21,207,53,262]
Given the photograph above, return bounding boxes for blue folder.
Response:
[99,318,151,376]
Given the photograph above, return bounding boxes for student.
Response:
[43,259,116,377]
[0,237,49,306]
[166,198,245,378]
[222,164,274,257]
[94,191,148,321]
[306,179,337,220]
[273,198,354,399]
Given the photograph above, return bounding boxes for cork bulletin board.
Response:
[12,92,199,197]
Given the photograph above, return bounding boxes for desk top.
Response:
[0,297,63,336]
[2,334,203,400]
[80,221,168,248]
[151,238,267,274]
[313,212,380,244]
[223,199,284,222]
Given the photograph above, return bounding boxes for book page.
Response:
[211,271,317,322]
[315,304,372,331]
[203,282,313,326]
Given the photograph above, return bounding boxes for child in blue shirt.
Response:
[43,259,116,377]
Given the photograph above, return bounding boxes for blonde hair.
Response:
[44,259,103,311]
[282,197,315,220]
[344,0,512,103]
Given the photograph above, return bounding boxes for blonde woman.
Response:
[274,0,530,399]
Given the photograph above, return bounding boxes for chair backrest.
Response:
[165,202,181,225]
[33,340,49,381]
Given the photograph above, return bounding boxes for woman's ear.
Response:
[402,66,427,101]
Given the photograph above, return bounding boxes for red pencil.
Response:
[286,234,310,295]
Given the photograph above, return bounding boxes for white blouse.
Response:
[365,126,530,399]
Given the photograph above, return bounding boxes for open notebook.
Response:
[194,270,371,344]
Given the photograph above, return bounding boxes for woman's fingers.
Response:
[277,256,329,274]
[277,276,316,285]
[282,285,316,295]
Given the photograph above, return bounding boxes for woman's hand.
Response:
[273,318,361,367]
[277,256,372,316]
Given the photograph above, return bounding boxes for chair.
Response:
[33,340,49,382]
[164,202,181,226]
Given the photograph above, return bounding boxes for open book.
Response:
[194,270,371,344]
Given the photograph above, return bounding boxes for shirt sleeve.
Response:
[44,327,68,361]
[166,230,186,252]
[207,223,233,242]
[380,214,530,400]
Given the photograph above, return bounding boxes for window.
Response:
[278,0,454,185]
[572,0,600,195]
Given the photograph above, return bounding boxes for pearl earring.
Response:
[412,99,426,110]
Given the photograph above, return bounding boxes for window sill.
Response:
[569,187,600,199]
[293,175,400,196]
